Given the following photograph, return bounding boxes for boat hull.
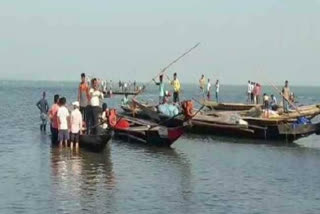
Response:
[113,127,184,147]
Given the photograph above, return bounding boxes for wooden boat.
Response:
[106,109,185,147]
[78,132,112,151]
[201,100,262,111]
[104,90,140,96]
[51,130,112,152]
[127,100,320,142]
[128,99,254,136]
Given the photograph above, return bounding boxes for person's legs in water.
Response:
[70,133,74,150]
[58,130,63,147]
[64,130,69,147]
[216,92,219,103]
[75,133,79,152]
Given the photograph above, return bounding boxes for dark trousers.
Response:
[173,92,179,103]
[50,125,59,144]
[80,106,89,131]
[89,106,102,135]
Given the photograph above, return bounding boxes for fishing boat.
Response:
[78,131,112,151]
[51,130,112,152]
[126,100,320,142]
[106,109,185,147]
[104,90,140,97]
[127,99,254,135]
[202,100,262,111]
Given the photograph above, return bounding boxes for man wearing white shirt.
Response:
[206,79,211,100]
[89,78,104,134]
[57,97,70,146]
[70,101,82,150]
[247,80,252,103]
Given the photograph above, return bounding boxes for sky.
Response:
[0,0,319,85]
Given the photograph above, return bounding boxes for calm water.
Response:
[1,80,320,214]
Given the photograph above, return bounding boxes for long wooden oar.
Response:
[133,42,200,99]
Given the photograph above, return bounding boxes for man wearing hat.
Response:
[70,101,83,150]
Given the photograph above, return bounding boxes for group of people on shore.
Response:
[36,73,105,148]
[199,74,220,102]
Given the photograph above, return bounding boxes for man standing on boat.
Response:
[199,74,206,97]
[89,78,104,135]
[36,91,49,132]
[247,80,252,103]
[78,73,90,126]
[282,80,290,113]
[206,78,211,100]
[153,75,165,104]
[215,79,220,103]
[170,72,181,104]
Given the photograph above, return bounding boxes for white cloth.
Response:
[248,83,252,93]
[57,106,69,130]
[215,83,220,93]
[71,109,82,133]
[89,88,104,106]
[101,111,108,129]
[207,82,211,92]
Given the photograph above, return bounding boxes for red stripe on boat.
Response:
[168,128,184,142]
[115,119,130,129]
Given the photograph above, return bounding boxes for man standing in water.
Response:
[36,91,49,132]
[57,97,70,147]
[78,73,90,127]
[199,74,206,97]
[48,94,60,143]
[170,73,181,104]
[70,101,82,150]
[153,75,165,104]
[282,80,290,113]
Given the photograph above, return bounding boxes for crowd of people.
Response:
[36,72,297,148]
[246,80,295,113]
[36,73,106,149]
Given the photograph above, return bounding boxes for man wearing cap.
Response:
[70,101,83,149]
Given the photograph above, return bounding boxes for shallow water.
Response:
[1,80,320,214]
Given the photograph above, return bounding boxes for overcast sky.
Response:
[0,0,319,85]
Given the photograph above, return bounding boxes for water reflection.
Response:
[111,140,194,213]
[50,145,115,213]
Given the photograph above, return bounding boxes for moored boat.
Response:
[106,109,185,147]
[201,100,262,111]
[51,131,112,152]
[78,132,112,151]
[125,99,320,142]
